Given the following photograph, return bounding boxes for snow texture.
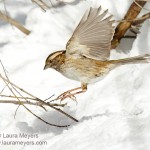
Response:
[0,0,150,149]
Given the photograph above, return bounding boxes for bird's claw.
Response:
[57,91,77,103]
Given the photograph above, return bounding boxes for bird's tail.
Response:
[110,54,150,66]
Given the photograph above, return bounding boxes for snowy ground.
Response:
[0,0,150,149]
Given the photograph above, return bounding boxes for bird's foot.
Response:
[57,91,77,103]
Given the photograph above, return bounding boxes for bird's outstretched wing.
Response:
[66,6,114,60]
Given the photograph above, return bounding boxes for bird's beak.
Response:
[44,64,48,70]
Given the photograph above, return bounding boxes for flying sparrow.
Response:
[44,6,150,100]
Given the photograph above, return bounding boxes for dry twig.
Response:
[111,0,147,49]
[31,0,50,11]
[0,61,78,127]
[0,11,30,35]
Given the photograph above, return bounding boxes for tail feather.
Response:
[110,54,150,65]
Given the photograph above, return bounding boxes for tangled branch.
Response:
[0,61,78,128]
[111,0,148,49]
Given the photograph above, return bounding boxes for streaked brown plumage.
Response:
[44,6,150,100]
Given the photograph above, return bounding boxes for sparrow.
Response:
[44,6,150,100]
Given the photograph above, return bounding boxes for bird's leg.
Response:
[57,83,87,101]
[58,87,81,101]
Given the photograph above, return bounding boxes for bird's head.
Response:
[44,50,65,70]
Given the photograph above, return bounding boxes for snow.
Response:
[0,0,150,149]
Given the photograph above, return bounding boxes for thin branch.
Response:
[31,0,50,11]
[0,11,30,35]
[14,105,21,119]
[118,13,150,25]
[0,74,78,122]
[132,13,150,25]
[0,74,71,127]
[0,94,39,101]
[0,99,66,107]
[123,36,136,39]
[0,60,77,127]
[0,84,8,94]
[0,60,78,124]
[134,0,150,10]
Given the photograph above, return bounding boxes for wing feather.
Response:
[66,6,114,60]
